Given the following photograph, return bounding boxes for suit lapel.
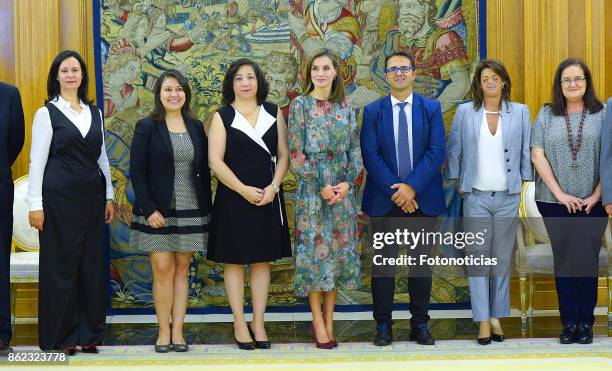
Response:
[500,101,512,149]
[185,118,201,171]
[231,109,271,155]
[411,94,422,160]
[381,96,397,174]
[158,119,174,161]
[473,106,484,143]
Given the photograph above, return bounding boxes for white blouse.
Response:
[472,112,508,191]
[27,95,114,211]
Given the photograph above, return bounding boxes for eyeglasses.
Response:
[560,76,586,86]
[385,66,415,75]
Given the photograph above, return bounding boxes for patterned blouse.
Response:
[531,104,606,203]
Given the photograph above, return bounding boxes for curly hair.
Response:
[261,51,298,85]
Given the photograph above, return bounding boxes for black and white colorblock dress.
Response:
[207,102,291,264]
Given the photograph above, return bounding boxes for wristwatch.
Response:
[271,182,280,194]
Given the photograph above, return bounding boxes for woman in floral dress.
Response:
[288,49,363,349]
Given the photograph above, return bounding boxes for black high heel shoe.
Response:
[63,346,77,356]
[81,345,99,353]
[154,343,172,353]
[234,327,255,350]
[248,323,271,349]
[173,343,189,352]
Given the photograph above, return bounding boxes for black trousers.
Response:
[38,183,106,350]
[0,177,13,342]
[371,206,435,328]
[536,201,607,326]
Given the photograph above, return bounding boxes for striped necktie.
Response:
[396,102,412,179]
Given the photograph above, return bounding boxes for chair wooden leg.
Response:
[608,277,612,330]
[528,273,534,316]
[520,276,527,326]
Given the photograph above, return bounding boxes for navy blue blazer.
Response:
[360,93,446,216]
[0,82,24,179]
[130,116,211,219]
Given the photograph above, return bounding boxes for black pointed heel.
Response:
[248,323,271,349]
[234,326,255,350]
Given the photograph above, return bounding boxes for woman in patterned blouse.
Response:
[530,58,606,345]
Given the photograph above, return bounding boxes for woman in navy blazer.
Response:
[446,60,532,345]
[130,113,211,219]
[130,70,211,353]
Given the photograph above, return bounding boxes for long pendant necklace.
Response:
[564,108,586,170]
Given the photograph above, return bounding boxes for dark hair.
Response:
[221,58,268,106]
[150,69,194,121]
[549,57,603,116]
[46,50,91,104]
[384,51,416,70]
[303,49,345,103]
[470,59,512,110]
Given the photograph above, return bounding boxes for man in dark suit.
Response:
[361,52,445,346]
[0,82,25,354]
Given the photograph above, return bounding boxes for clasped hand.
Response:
[240,184,276,206]
[390,183,419,213]
[320,182,349,205]
[554,191,599,214]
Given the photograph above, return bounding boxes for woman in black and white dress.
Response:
[28,50,114,354]
[130,70,211,353]
[207,58,291,350]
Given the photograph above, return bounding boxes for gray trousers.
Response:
[463,189,520,322]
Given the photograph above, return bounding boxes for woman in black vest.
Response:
[28,50,115,354]
[129,70,211,353]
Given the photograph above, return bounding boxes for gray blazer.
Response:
[446,101,533,194]
[601,98,612,205]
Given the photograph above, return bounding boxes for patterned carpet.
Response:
[4,338,611,370]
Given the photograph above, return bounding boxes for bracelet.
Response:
[106,199,114,204]
[271,183,280,193]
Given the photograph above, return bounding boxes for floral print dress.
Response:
[288,95,363,297]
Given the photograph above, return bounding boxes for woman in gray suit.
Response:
[447,60,532,345]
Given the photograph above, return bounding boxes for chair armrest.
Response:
[604,221,612,276]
